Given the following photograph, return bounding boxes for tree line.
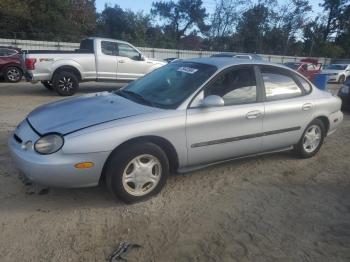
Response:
[0,0,349,58]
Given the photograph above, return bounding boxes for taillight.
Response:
[25,58,36,70]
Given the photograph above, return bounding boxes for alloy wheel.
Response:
[58,76,74,91]
[302,125,322,153]
[122,154,162,196]
[7,68,21,82]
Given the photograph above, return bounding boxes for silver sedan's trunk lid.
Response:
[27,92,160,135]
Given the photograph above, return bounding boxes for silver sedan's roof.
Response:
[185,57,285,70]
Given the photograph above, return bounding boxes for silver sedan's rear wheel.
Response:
[295,119,325,158]
[302,125,322,153]
[106,142,169,203]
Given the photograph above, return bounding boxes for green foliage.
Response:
[0,0,349,58]
[151,0,209,43]
[0,0,96,41]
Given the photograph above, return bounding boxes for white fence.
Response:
[0,38,332,65]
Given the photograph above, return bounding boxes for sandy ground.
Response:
[0,82,349,262]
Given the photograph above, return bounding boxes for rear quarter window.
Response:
[79,39,94,52]
[296,75,312,94]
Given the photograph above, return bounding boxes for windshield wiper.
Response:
[117,90,154,107]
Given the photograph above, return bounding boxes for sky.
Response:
[95,0,323,15]
[96,0,156,13]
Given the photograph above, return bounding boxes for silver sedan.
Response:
[9,58,343,203]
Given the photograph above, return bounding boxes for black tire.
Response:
[4,66,22,83]
[105,142,169,203]
[294,119,326,158]
[339,75,345,84]
[41,81,53,91]
[52,71,79,96]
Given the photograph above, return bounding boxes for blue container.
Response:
[313,73,328,90]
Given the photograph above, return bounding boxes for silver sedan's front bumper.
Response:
[8,120,110,188]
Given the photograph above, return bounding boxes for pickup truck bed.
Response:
[23,49,93,54]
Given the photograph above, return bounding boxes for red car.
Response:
[0,46,23,82]
[284,58,322,81]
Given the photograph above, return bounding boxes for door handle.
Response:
[246,110,263,119]
[119,60,125,63]
[302,103,313,111]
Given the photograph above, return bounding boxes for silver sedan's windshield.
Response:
[117,62,217,109]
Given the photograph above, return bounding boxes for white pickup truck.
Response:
[23,37,166,96]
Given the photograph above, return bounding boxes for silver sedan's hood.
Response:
[27,92,160,135]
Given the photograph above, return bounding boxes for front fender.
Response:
[61,112,188,168]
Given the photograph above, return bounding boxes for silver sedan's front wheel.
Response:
[106,142,169,203]
[122,154,162,197]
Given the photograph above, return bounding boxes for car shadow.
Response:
[174,150,296,178]
[1,149,297,211]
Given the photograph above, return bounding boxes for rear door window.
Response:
[261,67,303,101]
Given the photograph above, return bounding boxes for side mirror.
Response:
[200,95,224,108]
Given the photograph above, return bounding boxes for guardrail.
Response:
[0,38,332,65]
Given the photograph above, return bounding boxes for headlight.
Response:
[34,134,64,154]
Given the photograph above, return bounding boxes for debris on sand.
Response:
[25,184,49,195]
[108,241,142,262]
[19,172,49,195]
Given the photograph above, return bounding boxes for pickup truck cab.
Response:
[23,37,166,96]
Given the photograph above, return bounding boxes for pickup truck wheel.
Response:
[52,71,79,96]
[4,66,22,83]
[105,142,169,204]
[41,81,53,91]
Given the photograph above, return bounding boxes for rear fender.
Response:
[50,60,84,80]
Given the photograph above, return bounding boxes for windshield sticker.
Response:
[177,67,198,74]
